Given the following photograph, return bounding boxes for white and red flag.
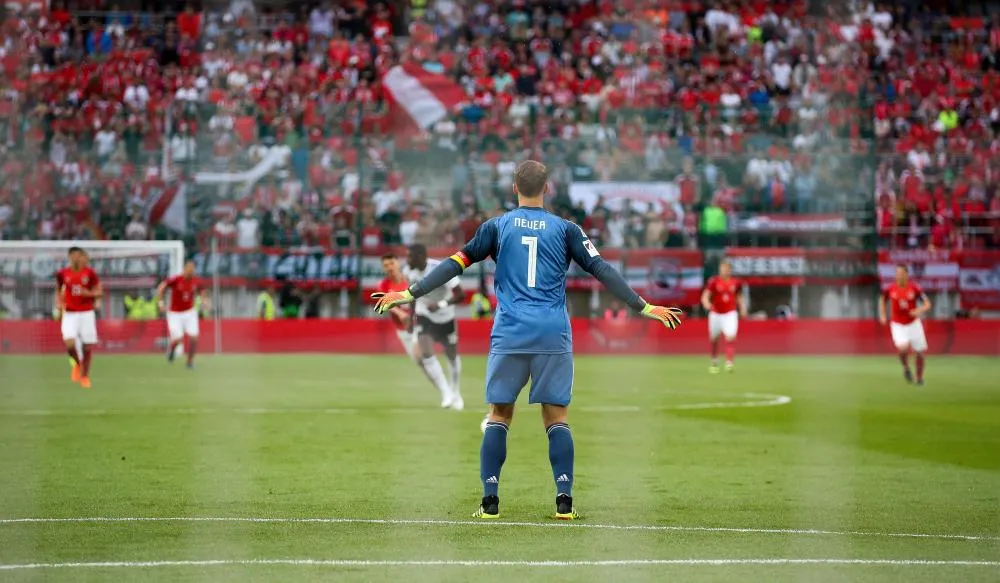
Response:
[383,63,467,131]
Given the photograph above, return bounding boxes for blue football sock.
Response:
[547,423,574,496]
[480,421,508,497]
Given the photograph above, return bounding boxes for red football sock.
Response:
[710,339,719,361]
[81,346,93,377]
[67,346,80,365]
[915,353,925,380]
[725,342,735,363]
[187,339,197,365]
[898,352,910,370]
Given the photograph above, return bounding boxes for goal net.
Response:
[0,240,184,321]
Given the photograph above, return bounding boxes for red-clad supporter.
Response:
[0,0,995,256]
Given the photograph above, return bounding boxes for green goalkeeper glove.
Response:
[641,303,684,330]
[371,289,415,314]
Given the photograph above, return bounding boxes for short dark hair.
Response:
[409,244,427,256]
[381,253,397,261]
[68,246,83,255]
[514,160,548,198]
[896,264,908,272]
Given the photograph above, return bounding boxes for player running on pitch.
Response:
[372,160,683,520]
[379,251,461,407]
[404,244,465,411]
[157,261,209,369]
[879,264,931,385]
[701,259,747,373]
[55,246,102,388]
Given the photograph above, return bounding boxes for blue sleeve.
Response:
[565,221,647,312]
[409,219,498,299]
[461,218,499,264]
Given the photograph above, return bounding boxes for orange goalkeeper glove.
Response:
[641,303,684,330]
[371,289,415,314]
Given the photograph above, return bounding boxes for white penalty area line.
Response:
[0,393,792,417]
[585,393,792,412]
[1,517,997,542]
[1,558,998,571]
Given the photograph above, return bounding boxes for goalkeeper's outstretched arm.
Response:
[409,219,499,299]
[372,219,498,313]
[565,223,646,310]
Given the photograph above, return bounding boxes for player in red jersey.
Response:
[54,246,102,388]
[156,261,209,369]
[879,264,931,385]
[377,253,418,361]
[701,259,747,373]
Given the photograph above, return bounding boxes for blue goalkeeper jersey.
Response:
[460,207,607,355]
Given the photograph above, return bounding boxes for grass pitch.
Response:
[0,354,998,582]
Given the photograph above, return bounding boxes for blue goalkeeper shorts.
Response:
[485,352,574,406]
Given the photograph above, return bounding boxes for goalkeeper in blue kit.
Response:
[373,160,683,520]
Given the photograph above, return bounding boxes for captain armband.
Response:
[450,251,472,270]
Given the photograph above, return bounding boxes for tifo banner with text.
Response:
[0,248,171,289]
[733,214,849,233]
[725,248,877,286]
[1,319,997,355]
[878,249,960,291]
[190,248,359,289]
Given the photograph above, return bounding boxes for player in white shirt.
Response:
[404,244,465,410]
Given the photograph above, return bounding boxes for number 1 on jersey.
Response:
[521,235,538,288]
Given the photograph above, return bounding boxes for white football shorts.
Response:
[890,320,927,352]
[708,310,739,340]
[61,310,98,344]
[167,308,200,340]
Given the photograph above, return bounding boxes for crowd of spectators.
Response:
[0,0,998,251]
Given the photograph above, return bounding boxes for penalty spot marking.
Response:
[1,558,999,571]
[0,393,792,417]
[1,516,996,542]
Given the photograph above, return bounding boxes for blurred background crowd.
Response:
[0,0,998,253]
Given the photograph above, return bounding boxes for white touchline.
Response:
[0,517,996,542]
[1,559,999,571]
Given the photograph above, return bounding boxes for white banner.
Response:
[569,182,680,213]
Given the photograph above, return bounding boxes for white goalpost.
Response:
[0,240,185,271]
[0,240,185,320]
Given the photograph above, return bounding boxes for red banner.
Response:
[2,319,997,355]
[878,249,960,291]
[959,251,1000,309]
